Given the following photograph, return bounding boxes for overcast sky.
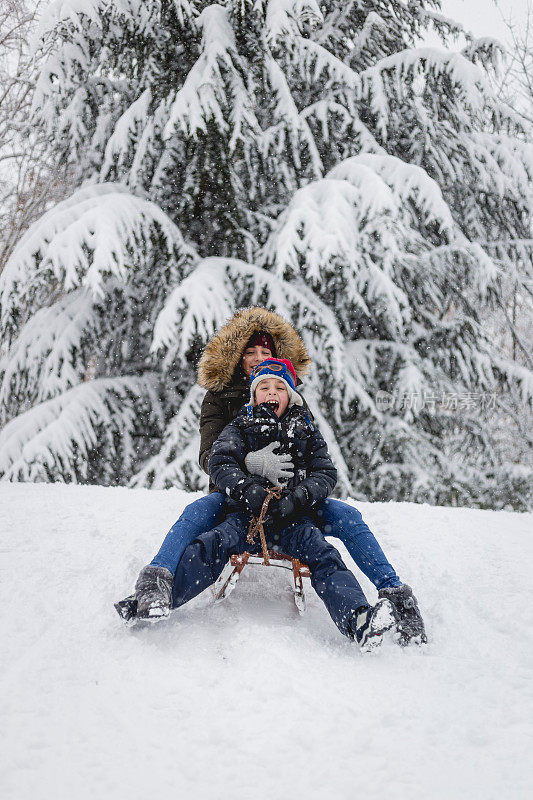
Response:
[435,0,530,44]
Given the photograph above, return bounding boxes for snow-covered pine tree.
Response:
[483,8,533,497]
[0,1,531,508]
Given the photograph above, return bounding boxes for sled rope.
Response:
[247,486,282,565]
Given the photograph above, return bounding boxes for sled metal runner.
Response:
[212,550,311,614]
[115,551,312,625]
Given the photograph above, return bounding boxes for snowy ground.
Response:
[1,484,531,800]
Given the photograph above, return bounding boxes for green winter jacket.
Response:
[198,372,250,475]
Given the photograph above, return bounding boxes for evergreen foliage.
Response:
[0,0,531,508]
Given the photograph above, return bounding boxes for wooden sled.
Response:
[212,550,311,614]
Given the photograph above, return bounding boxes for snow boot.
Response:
[349,599,396,652]
[378,584,427,646]
[134,565,173,621]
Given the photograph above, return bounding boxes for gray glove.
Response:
[244,441,294,485]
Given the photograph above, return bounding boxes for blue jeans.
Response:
[151,493,401,590]
[316,498,401,589]
[172,512,369,638]
[151,492,226,573]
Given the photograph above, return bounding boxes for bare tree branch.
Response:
[0,0,72,275]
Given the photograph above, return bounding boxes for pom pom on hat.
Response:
[249,358,303,407]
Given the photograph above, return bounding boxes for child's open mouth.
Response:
[266,400,279,412]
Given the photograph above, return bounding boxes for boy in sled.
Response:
[125,308,426,644]
[135,358,421,650]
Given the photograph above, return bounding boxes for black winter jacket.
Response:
[209,403,337,518]
[198,372,313,479]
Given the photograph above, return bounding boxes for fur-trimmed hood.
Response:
[197,307,311,392]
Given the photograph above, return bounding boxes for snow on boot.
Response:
[135,565,173,621]
[349,599,396,652]
[378,584,427,646]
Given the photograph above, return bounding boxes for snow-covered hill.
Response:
[1,484,531,800]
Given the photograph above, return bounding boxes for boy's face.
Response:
[254,377,289,418]
[242,345,272,377]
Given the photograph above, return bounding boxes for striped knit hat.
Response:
[249,358,303,408]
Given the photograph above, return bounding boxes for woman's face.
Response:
[254,377,289,418]
[242,345,272,377]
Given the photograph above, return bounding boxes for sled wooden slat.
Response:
[212,550,311,614]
